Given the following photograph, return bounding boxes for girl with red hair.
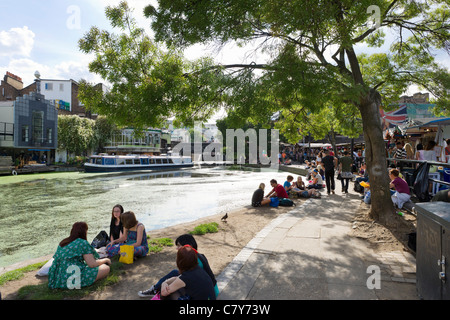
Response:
[48,222,111,289]
[160,245,216,300]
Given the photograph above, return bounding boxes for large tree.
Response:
[79,1,449,224]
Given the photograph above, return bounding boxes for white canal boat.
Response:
[84,154,193,173]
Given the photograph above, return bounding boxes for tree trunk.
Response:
[359,88,396,224]
[328,129,338,156]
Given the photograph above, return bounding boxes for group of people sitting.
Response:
[47,204,218,300]
[251,176,321,208]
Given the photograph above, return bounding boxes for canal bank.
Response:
[1,173,419,301]
[0,166,302,269]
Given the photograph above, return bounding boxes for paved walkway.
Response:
[216,184,419,300]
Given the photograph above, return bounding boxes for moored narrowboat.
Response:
[84,154,193,173]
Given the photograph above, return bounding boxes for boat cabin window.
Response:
[150,159,155,164]
[162,159,168,164]
[95,158,102,165]
[125,159,133,165]
[141,158,149,165]
[133,159,140,165]
[116,159,125,165]
[168,159,174,164]
[155,159,162,164]
[104,158,115,165]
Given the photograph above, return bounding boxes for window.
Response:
[32,111,44,143]
[125,159,133,165]
[155,159,162,164]
[104,158,115,165]
[21,125,29,142]
[47,128,52,144]
[141,158,149,165]
[45,83,53,91]
[95,157,102,164]
[133,159,140,165]
[59,83,64,91]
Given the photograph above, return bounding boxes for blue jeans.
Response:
[155,269,180,291]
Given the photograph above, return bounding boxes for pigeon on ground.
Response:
[221,213,228,222]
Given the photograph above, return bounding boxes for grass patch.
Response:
[147,237,174,253]
[0,261,47,286]
[4,238,174,300]
[189,222,219,235]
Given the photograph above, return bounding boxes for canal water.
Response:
[0,167,293,268]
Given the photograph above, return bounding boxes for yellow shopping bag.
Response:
[119,245,134,264]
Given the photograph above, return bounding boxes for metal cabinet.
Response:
[415,202,450,299]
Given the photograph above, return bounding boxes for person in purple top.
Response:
[389,169,411,209]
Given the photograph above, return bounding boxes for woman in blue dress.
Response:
[106,211,149,258]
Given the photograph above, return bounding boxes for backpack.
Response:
[354,181,364,193]
[279,198,295,206]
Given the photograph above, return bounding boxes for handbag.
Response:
[337,173,342,180]
[341,171,353,179]
[119,245,134,264]
[91,230,110,249]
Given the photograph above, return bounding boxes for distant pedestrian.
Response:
[338,151,353,193]
[321,149,337,194]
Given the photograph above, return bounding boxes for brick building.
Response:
[0,71,95,118]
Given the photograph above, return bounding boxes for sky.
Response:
[0,0,261,88]
[0,1,448,97]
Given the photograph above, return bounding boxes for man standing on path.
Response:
[321,149,338,195]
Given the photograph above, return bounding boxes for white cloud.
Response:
[0,26,35,57]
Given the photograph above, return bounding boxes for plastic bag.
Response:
[119,245,134,264]
[363,191,371,204]
[36,258,54,277]
[412,162,431,202]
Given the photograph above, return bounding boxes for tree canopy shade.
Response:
[79,0,449,223]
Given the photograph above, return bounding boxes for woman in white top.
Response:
[415,143,425,161]
[422,141,437,161]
